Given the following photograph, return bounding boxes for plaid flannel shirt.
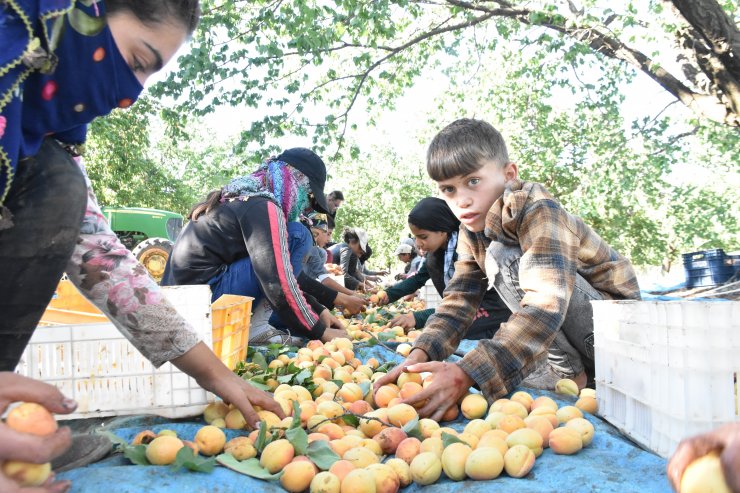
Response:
[413,179,640,401]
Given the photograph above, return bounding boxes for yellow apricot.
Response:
[224,436,256,460]
[549,427,583,455]
[441,442,472,481]
[203,401,230,424]
[340,469,377,493]
[556,405,584,425]
[1,461,52,487]
[409,452,442,485]
[386,403,418,427]
[506,428,544,457]
[329,459,356,482]
[576,396,598,415]
[395,437,421,465]
[281,461,317,493]
[464,446,504,480]
[680,452,731,493]
[566,418,595,446]
[385,458,412,487]
[145,435,184,465]
[259,439,295,473]
[555,378,579,396]
[311,471,341,493]
[460,394,488,420]
[365,463,400,493]
[194,425,226,456]
[6,403,57,436]
[504,444,536,478]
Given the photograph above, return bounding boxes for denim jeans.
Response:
[485,242,602,379]
[0,140,87,371]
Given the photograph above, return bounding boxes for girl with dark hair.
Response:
[0,1,284,483]
[164,149,349,344]
[379,198,511,339]
[329,227,386,291]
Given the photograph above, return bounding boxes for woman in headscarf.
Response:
[164,148,349,343]
[379,197,511,339]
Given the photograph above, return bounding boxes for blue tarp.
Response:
[58,344,670,492]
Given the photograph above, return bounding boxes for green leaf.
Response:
[294,369,312,385]
[122,444,149,466]
[252,352,268,371]
[216,455,282,480]
[306,440,340,470]
[376,362,396,373]
[291,400,302,429]
[441,432,465,448]
[254,421,270,453]
[402,416,422,439]
[285,426,309,456]
[171,446,216,473]
[342,414,360,427]
[247,380,270,391]
[378,332,396,341]
[277,374,294,384]
[358,381,371,398]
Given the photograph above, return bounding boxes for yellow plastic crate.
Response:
[211,294,253,370]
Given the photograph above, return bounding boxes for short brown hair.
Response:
[426,118,509,181]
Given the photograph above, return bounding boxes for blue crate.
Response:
[682,248,738,288]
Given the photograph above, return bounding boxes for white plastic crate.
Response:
[328,274,345,288]
[593,300,740,458]
[15,285,214,420]
[421,279,442,309]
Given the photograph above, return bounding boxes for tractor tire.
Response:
[132,237,173,284]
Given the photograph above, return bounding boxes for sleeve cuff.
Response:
[412,332,445,362]
[455,349,508,402]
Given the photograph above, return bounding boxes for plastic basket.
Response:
[593,300,740,458]
[420,279,442,310]
[211,294,253,371]
[17,285,214,420]
[682,249,737,288]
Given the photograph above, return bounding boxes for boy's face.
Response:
[436,159,518,233]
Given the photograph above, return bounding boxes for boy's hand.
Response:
[335,293,367,314]
[667,423,740,492]
[373,349,428,394]
[399,362,475,422]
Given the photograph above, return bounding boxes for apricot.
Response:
[477,433,509,457]
[146,435,184,465]
[395,437,421,465]
[464,446,504,480]
[343,434,364,450]
[314,365,333,381]
[308,433,331,444]
[409,452,442,485]
[485,411,506,429]
[224,436,256,460]
[555,378,579,396]
[566,418,595,447]
[211,418,226,429]
[432,427,457,439]
[680,452,731,493]
[458,432,480,449]
[504,444,536,478]
[183,440,199,455]
[374,427,408,455]
[549,427,583,455]
[497,415,526,434]
[344,446,379,469]
[338,383,364,403]
[259,439,295,473]
[399,382,425,407]
[524,415,555,447]
[224,409,247,430]
[331,438,354,458]
[396,344,412,357]
[375,386,400,408]
[490,398,510,413]
[419,437,444,458]
[441,442,472,481]
[387,403,418,427]
[580,388,597,399]
[441,405,459,422]
[397,372,423,388]
[318,401,345,420]
[460,394,488,419]
[510,391,534,412]
[506,428,544,457]
[132,430,156,445]
[362,438,383,456]
[385,458,411,487]
[419,419,440,439]
[6,403,57,436]
[365,463,400,493]
[281,461,317,493]
[157,429,177,438]
[1,461,52,487]
[203,401,230,424]
[329,460,356,482]
[359,410,389,438]
[311,471,341,493]
[576,396,598,415]
[531,396,558,412]
[501,401,528,420]
[293,385,314,403]
[193,425,226,456]
[528,406,559,428]
[464,419,492,438]
[556,405,584,424]
[340,469,377,493]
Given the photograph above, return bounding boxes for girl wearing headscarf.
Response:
[380,197,511,339]
[165,148,349,343]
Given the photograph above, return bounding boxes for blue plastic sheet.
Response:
[58,344,670,492]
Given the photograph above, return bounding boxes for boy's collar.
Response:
[483,178,525,240]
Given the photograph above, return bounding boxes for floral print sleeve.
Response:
[64,158,200,368]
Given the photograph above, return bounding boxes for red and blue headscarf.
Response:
[0,0,144,229]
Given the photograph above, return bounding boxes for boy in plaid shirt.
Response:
[374,119,640,420]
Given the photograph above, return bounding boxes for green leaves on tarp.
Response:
[442,431,466,448]
[254,421,270,453]
[306,440,340,471]
[171,447,216,473]
[402,416,422,440]
[96,430,149,466]
[216,454,282,480]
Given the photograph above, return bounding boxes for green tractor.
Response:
[101,206,183,283]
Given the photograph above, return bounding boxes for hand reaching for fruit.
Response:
[0,373,77,492]
[387,312,416,330]
[334,293,367,315]
[399,361,475,422]
[667,422,739,492]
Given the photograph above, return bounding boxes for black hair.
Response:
[105,0,201,35]
[342,227,359,244]
[189,189,221,221]
[427,118,509,182]
[329,190,344,201]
